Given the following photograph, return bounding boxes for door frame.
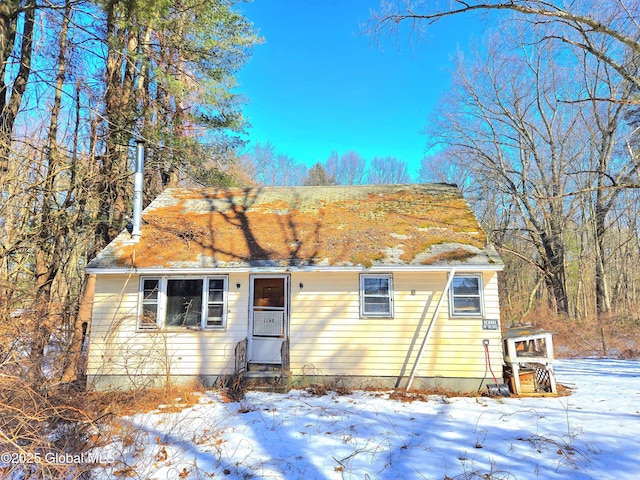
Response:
[248,274,290,364]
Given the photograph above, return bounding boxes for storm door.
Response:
[248,275,289,364]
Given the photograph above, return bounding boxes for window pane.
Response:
[206,278,226,328]
[166,279,202,327]
[208,281,224,302]
[453,277,480,295]
[364,297,391,314]
[454,297,481,314]
[361,275,392,316]
[364,277,389,296]
[141,279,159,328]
[207,305,223,326]
[143,279,159,300]
[254,278,284,308]
[141,304,158,327]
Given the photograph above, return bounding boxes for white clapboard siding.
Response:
[289,271,502,379]
[88,273,250,377]
[88,270,502,381]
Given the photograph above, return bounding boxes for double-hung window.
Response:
[141,278,160,329]
[206,278,226,328]
[360,274,393,317]
[450,274,483,316]
[139,277,228,330]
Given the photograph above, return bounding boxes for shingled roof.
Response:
[86,184,502,271]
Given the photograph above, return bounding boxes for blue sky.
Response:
[235,0,492,177]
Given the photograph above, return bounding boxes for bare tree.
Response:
[0,0,35,172]
[418,151,471,189]
[237,142,308,186]
[367,156,412,184]
[426,29,592,314]
[577,49,639,320]
[371,0,640,96]
[325,150,368,185]
[421,15,639,319]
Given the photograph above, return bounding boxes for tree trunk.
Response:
[29,0,71,380]
[60,274,95,383]
[0,0,35,171]
[98,0,139,245]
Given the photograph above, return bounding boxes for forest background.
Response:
[0,0,639,428]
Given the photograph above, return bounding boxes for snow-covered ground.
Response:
[96,358,640,479]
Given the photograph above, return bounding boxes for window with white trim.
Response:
[141,278,160,329]
[139,276,228,330]
[360,274,393,317]
[450,275,483,316]
[206,278,226,328]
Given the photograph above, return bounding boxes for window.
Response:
[138,276,228,330]
[166,279,203,327]
[450,275,483,316]
[140,278,160,329]
[207,278,226,327]
[360,274,393,317]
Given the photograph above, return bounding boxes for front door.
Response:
[249,275,289,364]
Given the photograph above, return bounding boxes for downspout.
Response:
[405,268,456,391]
[131,140,144,242]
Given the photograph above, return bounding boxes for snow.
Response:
[95,358,640,479]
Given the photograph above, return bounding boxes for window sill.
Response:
[136,327,227,333]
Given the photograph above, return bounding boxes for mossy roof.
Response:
[87,183,503,270]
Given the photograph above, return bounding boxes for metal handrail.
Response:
[280,339,290,384]
[235,338,247,374]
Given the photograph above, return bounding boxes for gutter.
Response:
[85,264,503,275]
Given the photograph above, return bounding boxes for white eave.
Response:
[85,263,504,275]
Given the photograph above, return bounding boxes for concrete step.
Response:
[241,370,291,393]
[243,370,281,382]
[247,363,282,372]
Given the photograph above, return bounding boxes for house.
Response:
[85,183,504,391]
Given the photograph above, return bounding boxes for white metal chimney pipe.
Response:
[131,140,144,241]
